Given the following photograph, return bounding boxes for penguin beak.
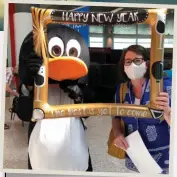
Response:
[48,57,88,81]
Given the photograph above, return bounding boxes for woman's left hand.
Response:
[155,92,171,125]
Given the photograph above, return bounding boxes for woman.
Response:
[112,45,171,174]
[6,66,19,129]
[6,66,19,97]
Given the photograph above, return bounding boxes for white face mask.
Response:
[124,62,147,80]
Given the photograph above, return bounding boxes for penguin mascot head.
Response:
[19,23,90,88]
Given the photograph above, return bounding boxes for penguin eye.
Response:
[48,37,64,57]
[66,39,81,58]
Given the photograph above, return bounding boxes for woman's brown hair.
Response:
[118,44,150,82]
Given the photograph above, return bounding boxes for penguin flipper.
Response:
[18,31,42,86]
[16,31,42,122]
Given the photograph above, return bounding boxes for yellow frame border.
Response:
[30,7,167,121]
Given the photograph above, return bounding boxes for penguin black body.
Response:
[16,24,93,171]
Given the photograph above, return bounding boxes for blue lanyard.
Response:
[128,79,149,129]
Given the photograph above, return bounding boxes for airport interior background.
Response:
[4,3,173,172]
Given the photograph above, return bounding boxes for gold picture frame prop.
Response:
[30,7,167,122]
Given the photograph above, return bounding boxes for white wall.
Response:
[13,12,33,66]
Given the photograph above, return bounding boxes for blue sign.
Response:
[67,6,90,46]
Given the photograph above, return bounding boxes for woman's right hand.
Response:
[114,133,129,150]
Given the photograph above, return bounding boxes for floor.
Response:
[3,96,135,173]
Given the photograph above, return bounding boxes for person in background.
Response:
[112,45,171,174]
[165,69,172,78]
[5,66,19,129]
[164,62,172,79]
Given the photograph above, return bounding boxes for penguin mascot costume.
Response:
[15,23,93,171]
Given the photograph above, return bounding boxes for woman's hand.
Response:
[155,92,171,125]
[6,84,19,97]
[15,92,19,97]
[114,133,129,151]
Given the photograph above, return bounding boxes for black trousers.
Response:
[28,121,93,171]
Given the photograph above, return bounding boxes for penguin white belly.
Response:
[28,85,89,171]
